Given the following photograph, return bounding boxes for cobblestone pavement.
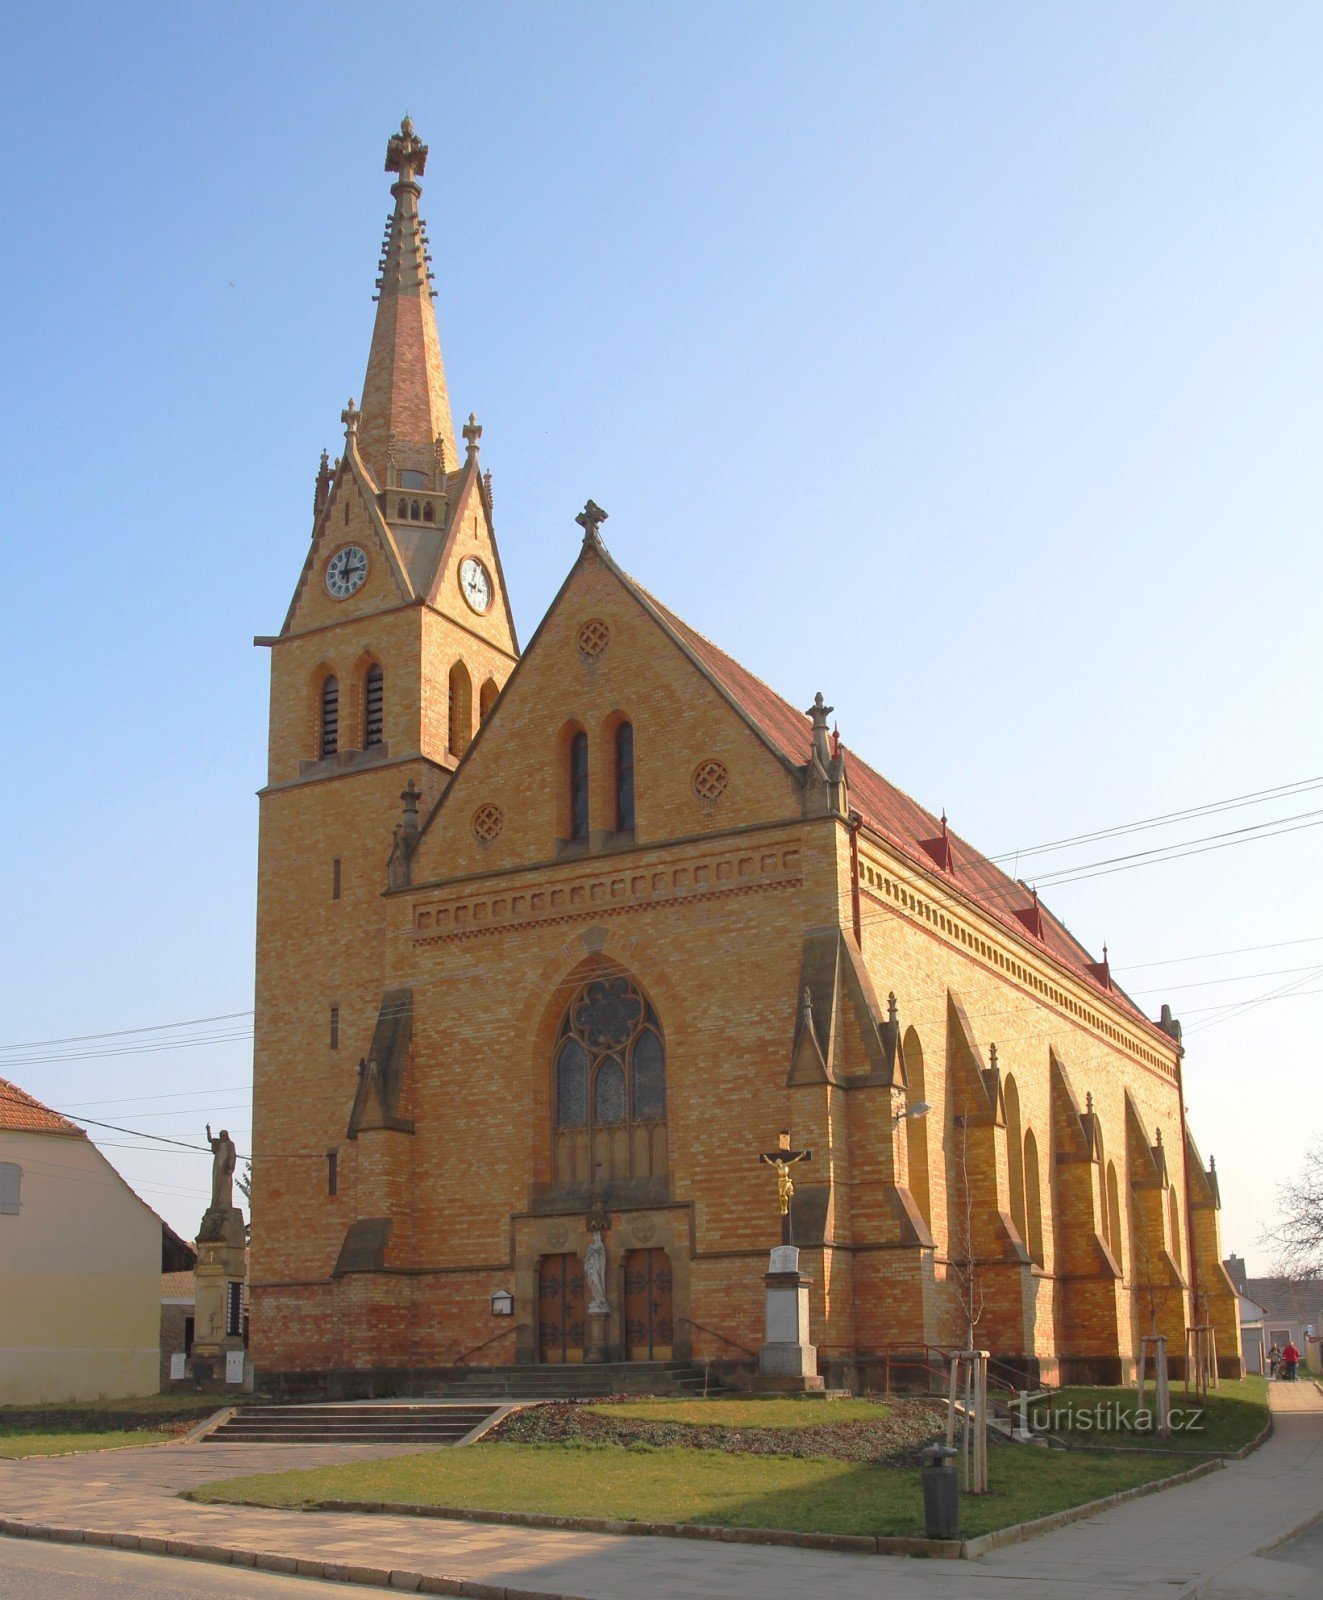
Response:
[0,1389,1319,1599]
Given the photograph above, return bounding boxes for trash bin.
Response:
[920,1444,960,1539]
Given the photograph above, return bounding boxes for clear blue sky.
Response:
[1,2,1319,1267]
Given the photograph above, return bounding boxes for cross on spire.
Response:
[576,499,608,546]
[385,115,428,187]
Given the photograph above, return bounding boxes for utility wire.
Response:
[989,774,1323,864]
[0,1011,253,1053]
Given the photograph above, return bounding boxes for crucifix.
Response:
[759,1130,813,1246]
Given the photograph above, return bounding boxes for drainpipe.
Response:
[848,810,863,948]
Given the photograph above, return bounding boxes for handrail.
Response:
[676,1315,758,1361]
[452,1322,528,1367]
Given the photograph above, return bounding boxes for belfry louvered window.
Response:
[320,675,339,758]
[364,664,384,747]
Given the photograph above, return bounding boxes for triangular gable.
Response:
[787,928,899,1088]
[408,535,808,876]
[424,452,519,652]
[281,439,412,635]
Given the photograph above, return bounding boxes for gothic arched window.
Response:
[449,661,472,757]
[364,663,384,747]
[553,974,666,1187]
[422,501,435,523]
[614,720,635,833]
[397,498,408,520]
[320,675,339,758]
[569,730,589,841]
[410,499,421,521]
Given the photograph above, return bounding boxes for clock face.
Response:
[326,545,368,599]
[459,556,493,614]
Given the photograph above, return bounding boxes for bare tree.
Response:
[948,1115,985,1347]
[1264,1141,1323,1280]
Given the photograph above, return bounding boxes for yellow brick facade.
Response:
[247,123,1239,1393]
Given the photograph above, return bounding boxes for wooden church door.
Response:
[538,1253,586,1364]
[624,1248,673,1361]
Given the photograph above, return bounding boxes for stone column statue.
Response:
[206,1124,237,1212]
[584,1228,609,1313]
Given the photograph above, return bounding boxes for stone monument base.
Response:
[585,1308,610,1363]
[756,1244,825,1394]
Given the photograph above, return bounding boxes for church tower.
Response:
[249,119,518,1294]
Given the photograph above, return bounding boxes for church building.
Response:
[249,120,1240,1391]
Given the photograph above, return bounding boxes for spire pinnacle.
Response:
[358,120,456,483]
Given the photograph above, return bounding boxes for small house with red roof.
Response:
[247,121,1239,1393]
[0,1076,193,1402]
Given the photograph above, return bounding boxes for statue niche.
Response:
[552,974,666,1191]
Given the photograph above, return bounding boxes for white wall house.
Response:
[0,1076,170,1403]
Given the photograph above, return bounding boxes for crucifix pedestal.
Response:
[757,1245,824,1391]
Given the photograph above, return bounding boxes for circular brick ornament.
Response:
[631,1214,657,1243]
[577,618,610,660]
[547,1222,569,1249]
[692,759,730,803]
[471,803,504,843]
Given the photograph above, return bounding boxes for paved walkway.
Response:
[0,1387,1320,1599]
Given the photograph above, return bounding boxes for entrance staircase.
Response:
[206,1402,497,1445]
[422,1361,728,1400]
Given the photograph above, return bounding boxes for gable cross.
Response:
[758,1129,813,1246]
[341,397,360,437]
[463,413,482,457]
[576,499,609,546]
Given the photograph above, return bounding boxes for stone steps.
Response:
[208,1403,497,1445]
[421,1362,729,1400]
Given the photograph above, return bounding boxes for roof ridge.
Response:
[627,572,1158,1037]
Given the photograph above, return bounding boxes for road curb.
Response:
[0,1520,594,1599]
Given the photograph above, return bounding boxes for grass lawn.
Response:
[0,1391,226,1457]
[584,1398,886,1428]
[189,1439,1196,1539]
[1034,1377,1269,1453]
[0,1429,177,1458]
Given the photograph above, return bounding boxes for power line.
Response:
[0,1087,210,1152]
[1027,808,1323,888]
[990,774,1323,864]
[0,1011,253,1053]
[1114,935,1323,972]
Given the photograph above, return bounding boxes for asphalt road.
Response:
[0,1538,361,1598]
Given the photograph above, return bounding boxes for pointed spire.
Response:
[807,692,834,771]
[313,449,331,517]
[358,118,457,482]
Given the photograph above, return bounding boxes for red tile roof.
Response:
[0,1076,87,1138]
[642,589,1158,1037]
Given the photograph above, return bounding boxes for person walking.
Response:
[1268,1342,1282,1379]
[1281,1340,1301,1382]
